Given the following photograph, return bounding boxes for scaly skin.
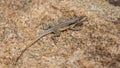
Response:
[14,16,86,65]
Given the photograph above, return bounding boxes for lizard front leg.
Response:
[69,16,87,31]
[69,21,83,31]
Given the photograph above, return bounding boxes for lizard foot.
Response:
[51,30,61,44]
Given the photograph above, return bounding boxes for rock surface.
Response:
[0,0,120,68]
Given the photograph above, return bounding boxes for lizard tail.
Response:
[14,36,41,65]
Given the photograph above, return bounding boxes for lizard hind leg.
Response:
[51,30,61,44]
[42,23,54,30]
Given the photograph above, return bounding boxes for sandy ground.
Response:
[0,0,120,68]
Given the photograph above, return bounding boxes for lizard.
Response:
[14,16,87,64]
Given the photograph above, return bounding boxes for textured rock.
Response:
[0,0,120,68]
